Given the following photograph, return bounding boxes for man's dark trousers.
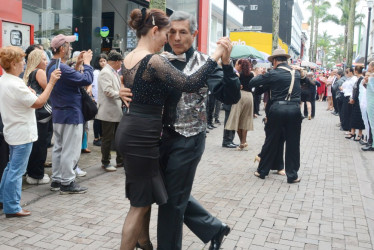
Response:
[101,121,122,165]
[222,104,235,145]
[158,130,222,249]
[257,103,301,182]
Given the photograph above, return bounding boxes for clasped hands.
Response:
[211,37,233,65]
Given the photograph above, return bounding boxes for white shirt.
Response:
[0,72,38,145]
[92,69,100,102]
[342,76,357,97]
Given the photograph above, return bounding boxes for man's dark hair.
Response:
[274,56,288,62]
[25,44,41,63]
[107,51,123,61]
[337,70,344,77]
[51,43,67,55]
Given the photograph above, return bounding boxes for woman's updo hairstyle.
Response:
[128,8,170,38]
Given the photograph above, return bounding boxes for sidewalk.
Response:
[1,101,374,249]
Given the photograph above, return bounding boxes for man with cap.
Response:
[46,34,93,194]
[248,48,305,183]
[96,51,124,172]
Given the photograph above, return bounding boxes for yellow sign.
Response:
[230,31,288,55]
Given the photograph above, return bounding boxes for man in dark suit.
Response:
[222,104,236,148]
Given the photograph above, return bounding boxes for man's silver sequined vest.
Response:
[172,51,209,137]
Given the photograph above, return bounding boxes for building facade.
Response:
[1,0,210,60]
[289,0,303,60]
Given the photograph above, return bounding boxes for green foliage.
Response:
[149,0,166,11]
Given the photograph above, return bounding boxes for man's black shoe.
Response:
[362,145,374,151]
[207,124,216,129]
[222,143,236,148]
[209,224,231,250]
[60,181,88,194]
[359,140,368,145]
[215,119,221,125]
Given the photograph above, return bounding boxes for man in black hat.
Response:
[248,48,305,183]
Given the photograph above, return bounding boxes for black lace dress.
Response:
[115,54,217,207]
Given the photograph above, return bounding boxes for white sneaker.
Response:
[26,174,50,185]
[75,167,87,177]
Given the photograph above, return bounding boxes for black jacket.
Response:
[248,63,303,102]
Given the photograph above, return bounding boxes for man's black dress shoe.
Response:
[209,224,231,250]
[362,145,374,151]
[207,124,216,129]
[222,143,236,148]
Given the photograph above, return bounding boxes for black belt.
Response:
[273,101,299,105]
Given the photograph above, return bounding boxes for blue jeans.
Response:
[0,142,33,214]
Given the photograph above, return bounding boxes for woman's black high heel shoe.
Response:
[136,241,153,250]
[345,134,356,140]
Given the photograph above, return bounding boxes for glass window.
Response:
[22,0,73,50]
[167,0,198,17]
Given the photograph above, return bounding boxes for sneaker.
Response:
[75,166,87,177]
[50,181,61,191]
[60,181,88,194]
[26,174,50,185]
[102,164,117,172]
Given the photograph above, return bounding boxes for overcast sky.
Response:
[298,0,367,42]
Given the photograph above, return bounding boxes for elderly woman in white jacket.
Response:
[0,46,60,218]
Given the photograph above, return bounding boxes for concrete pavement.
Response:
[1,101,374,249]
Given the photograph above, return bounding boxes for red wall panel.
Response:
[198,0,209,54]
[0,0,22,22]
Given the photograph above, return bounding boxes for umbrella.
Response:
[230,45,264,60]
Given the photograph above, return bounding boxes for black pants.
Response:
[0,133,9,182]
[158,131,221,249]
[331,87,338,112]
[253,93,261,115]
[46,119,53,147]
[101,121,122,165]
[93,119,102,139]
[337,93,344,124]
[341,96,352,131]
[207,94,215,125]
[27,121,50,179]
[305,92,316,117]
[214,100,221,120]
[257,103,302,182]
[222,107,235,145]
[258,120,284,171]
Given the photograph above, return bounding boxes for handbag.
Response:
[80,87,98,121]
[27,70,52,122]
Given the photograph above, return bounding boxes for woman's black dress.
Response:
[350,76,365,130]
[115,54,216,207]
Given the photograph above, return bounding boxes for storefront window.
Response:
[167,0,198,17]
[22,0,73,49]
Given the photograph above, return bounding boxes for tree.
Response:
[149,0,166,11]
[272,0,280,53]
[304,0,316,62]
[346,0,358,67]
[312,0,331,63]
[323,0,364,63]
[317,31,332,66]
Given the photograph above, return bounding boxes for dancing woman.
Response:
[115,8,226,250]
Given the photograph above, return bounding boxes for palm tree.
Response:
[272,0,280,52]
[346,0,359,67]
[323,0,364,64]
[149,0,166,10]
[304,0,316,62]
[317,31,332,66]
[312,0,331,63]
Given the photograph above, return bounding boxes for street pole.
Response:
[223,0,227,36]
[365,6,372,69]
